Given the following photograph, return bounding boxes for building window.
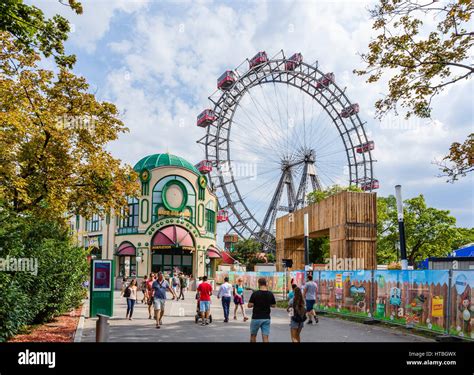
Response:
[152,175,196,224]
[205,200,215,233]
[86,213,101,232]
[119,197,139,231]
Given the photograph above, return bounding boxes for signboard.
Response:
[431,296,444,318]
[335,273,343,300]
[92,260,112,292]
[90,259,114,317]
[157,208,191,218]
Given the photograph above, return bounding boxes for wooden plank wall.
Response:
[276,191,377,270]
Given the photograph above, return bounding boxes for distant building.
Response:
[419,244,474,270]
[69,153,222,281]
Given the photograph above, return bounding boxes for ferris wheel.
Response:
[196,50,377,252]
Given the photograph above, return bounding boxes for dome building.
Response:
[71,153,222,285]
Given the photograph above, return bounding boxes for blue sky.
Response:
[33,0,473,232]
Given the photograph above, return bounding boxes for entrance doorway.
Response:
[118,255,137,278]
[152,248,193,275]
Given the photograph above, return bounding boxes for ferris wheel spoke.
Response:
[232,103,285,157]
[245,88,289,153]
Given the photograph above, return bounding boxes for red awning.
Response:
[151,225,194,250]
[221,251,237,264]
[206,246,221,259]
[116,242,136,256]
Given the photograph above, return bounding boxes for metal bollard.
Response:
[96,314,110,342]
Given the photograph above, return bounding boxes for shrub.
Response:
[0,204,88,341]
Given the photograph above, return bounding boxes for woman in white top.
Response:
[124,279,138,320]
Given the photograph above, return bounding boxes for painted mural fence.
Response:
[215,269,474,341]
[215,270,305,293]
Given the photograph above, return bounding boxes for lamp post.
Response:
[304,213,310,268]
[205,257,211,277]
[395,185,408,270]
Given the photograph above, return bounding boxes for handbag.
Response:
[123,286,131,298]
[291,310,307,323]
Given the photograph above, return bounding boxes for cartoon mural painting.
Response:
[453,272,473,338]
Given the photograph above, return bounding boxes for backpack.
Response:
[123,286,131,298]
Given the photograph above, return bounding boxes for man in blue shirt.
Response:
[152,272,177,329]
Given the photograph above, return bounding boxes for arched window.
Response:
[152,176,196,224]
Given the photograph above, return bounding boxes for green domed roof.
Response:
[134,153,200,175]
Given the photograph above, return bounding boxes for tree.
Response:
[0,33,139,221]
[0,200,89,341]
[376,194,460,265]
[309,237,330,264]
[451,227,474,250]
[0,0,82,68]
[307,184,362,205]
[437,133,474,182]
[355,0,473,181]
[232,238,263,270]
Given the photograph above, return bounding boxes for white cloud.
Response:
[51,0,473,227]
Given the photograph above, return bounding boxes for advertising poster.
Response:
[93,261,111,291]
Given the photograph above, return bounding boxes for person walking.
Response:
[140,275,148,304]
[197,275,213,325]
[233,278,248,321]
[217,277,233,323]
[152,272,177,329]
[146,273,155,319]
[248,278,276,343]
[178,273,186,300]
[288,283,297,305]
[124,279,138,320]
[171,273,179,300]
[288,287,307,342]
[303,274,318,324]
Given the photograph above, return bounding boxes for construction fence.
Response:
[215,269,474,341]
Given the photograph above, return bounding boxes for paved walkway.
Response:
[80,291,433,342]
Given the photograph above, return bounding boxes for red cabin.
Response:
[285,53,303,71]
[249,51,268,69]
[196,160,212,174]
[340,103,360,118]
[197,109,216,128]
[217,210,229,222]
[224,233,239,243]
[360,179,379,191]
[316,72,335,89]
[217,70,236,90]
[356,141,375,154]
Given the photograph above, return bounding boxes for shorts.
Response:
[234,295,245,305]
[153,298,166,310]
[147,296,154,306]
[199,301,211,312]
[250,319,271,336]
[305,299,315,312]
[290,320,305,330]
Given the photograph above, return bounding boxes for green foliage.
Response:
[355,0,473,119]
[451,227,474,250]
[0,203,88,341]
[0,0,82,68]
[309,237,330,264]
[232,238,263,270]
[355,0,473,180]
[307,185,363,205]
[376,194,462,266]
